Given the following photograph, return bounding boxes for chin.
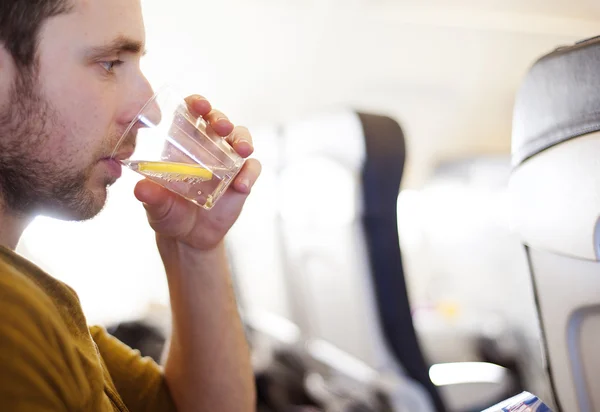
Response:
[43,204,104,222]
[46,186,108,222]
[85,186,110,217]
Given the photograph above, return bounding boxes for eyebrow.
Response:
[86,36,147,59]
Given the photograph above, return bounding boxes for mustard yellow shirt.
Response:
[0,246,177,412]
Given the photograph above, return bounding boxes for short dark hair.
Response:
[0,0,73,69]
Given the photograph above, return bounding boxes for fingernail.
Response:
[239,178,250,191]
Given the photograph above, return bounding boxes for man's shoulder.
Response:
[0,249,79,371]
[0,251,103,411]
[0,249,68,346]
[0,249,56,312]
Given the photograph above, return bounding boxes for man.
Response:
[0,0,261,411]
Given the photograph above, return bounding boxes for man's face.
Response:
[0,0,152,220]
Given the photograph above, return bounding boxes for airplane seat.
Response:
[359,113,446,412]
[277,110,441,411]
[509,36,600,412]
[401,156,547,410]
[361,119,519,412]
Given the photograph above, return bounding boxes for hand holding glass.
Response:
[112,86,244,209]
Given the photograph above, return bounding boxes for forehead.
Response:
[40,0,145,51]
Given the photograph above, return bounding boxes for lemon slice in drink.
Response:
[137,161,213,180]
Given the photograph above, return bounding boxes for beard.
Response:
[0,72,109,221]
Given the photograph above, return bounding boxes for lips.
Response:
[111,147,135,162]
[101,146,134,180]
[102,158,123,178]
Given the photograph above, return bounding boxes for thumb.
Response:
[134,179,197,239]
[134,179,176,220]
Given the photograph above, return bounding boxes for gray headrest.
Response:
[512,36,600,167]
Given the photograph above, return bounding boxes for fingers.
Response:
[185,95,233,135]
[233,158,262,194]
[185,95,211,117]
[204,108,234,136]
[228,126,254,157]
[184,94,254,157]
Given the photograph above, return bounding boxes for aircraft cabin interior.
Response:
[9,0,600,411]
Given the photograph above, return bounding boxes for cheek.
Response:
[41,73,120,159]
[36,33,122,164]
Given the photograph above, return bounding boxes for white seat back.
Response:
[510,36,600,412]
[277,110,439,411]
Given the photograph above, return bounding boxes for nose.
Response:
[112,73,157,157]
[120,72,156,127]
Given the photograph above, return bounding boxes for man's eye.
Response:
[100,60,123,73]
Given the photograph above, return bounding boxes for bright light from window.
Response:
[16,173,169,326]
[429,362,507,386]
[279,156,359,227]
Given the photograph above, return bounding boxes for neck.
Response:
[0,206,31,250]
